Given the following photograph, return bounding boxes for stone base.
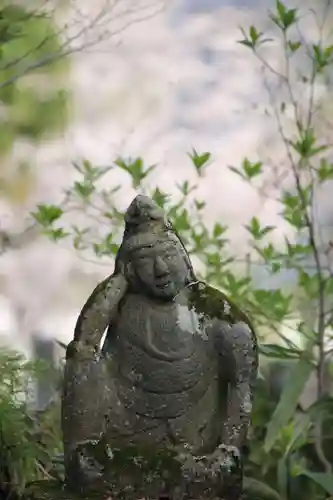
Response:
[27,478,283,500]
[27,443,247,500]
[27,480,227,500]
[62,442,242,500]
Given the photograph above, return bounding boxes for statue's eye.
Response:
[137,256,151,266]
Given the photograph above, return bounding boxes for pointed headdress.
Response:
[115,194,195,278]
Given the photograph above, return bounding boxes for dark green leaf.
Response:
[194,199,206,211]
[264,356,313,452]
[213,223,227,238]
[31,204,63,227]
[228,165,246,179]
[245,218,273,240]
[288,40,301,52]
[238,39,255,48]
[47,228,69,241]
[188,149,211,175]
[317,158,333,182]
[73,181,94,198]
[259,343,301,359]
[243,477,281,500]
[272,1,297,30]
[151,187,170,208]
[242,158,263,179]
[114,157,155,188]
[277,458,288,499]
[299,472,333,495]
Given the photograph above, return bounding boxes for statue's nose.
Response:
[154,256,169,276]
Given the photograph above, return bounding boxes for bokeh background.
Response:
[0,0,332,401]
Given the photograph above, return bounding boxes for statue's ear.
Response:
[114,248,134,282]
[114,247,126,275]
[123,260,135,283]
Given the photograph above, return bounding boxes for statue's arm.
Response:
[67,272,127,356]
[215,319,258,450]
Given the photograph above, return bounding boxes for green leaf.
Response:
[172,208,191,232]
[288,40,301,53]
[245,217,260,239]
[259,343,301,359]
[261,225,275,236]
[271,1,297,30]
[73,181,94,199]
[276,0,286,18]
[298,270,319,299]
[238,26,272,50]
[254,242,277,261]
[317,158,333,182]
[238,39,255,49]
[284,237,312,258]
[253,289,292,320]
[31,204,63,227]
[325,276,333,297]
[245,217,274,240]
[243,477,282,500]
[271,261,281,273]
[188,149,211,176]
[194,199,206,211]
[281,192,306,229]
[285,413,311,455]
[242,158,263,179]
[81,160,111,182]
[299,472,333,495]
[264,356,313,452]
[213,222,227,238]
[176,180,196,196]
[282,192,299,209]
[249,25,259,43]
[228,165,246,180]
[47,228,69,241]
[114,157,156,188]
[92,233,118,257]
[312,44,333,72]
[290,128,328,158]
[277,457,288,499]
[151,187,170,208]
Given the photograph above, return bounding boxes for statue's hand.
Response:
[206,444,243,500]
[179,444,240,479]
[65,339,97,360]
[177,444,242,499]
[72,439,107,489]
[207,444,242,475]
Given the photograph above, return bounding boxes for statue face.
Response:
[129,241,189,299]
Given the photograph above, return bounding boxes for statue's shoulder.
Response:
[188,281,254,329]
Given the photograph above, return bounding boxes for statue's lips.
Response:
[155,279,171,289]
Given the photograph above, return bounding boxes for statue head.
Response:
[116,194,194,300]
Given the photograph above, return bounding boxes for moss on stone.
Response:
[189,281,254,327]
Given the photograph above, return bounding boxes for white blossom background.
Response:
[0,0,332,357]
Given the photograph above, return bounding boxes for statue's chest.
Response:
[116,293,206,355]
[112,294,216,419]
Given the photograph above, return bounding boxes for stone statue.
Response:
[61,194,258,500]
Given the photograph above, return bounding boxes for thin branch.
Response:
[0,1,166,90]
[252,1,333,470]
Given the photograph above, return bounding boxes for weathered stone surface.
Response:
[27,476,283,500]
[61,194,258,500]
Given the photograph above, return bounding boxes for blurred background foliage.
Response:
[0,349,62,499]
[0,1,70,205]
